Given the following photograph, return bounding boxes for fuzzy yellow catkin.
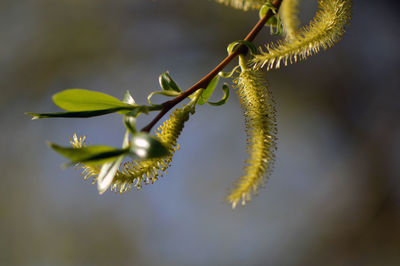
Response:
[228,69,277,209]
[215,0,267,11]
[280,0,300,41]
[70,105,192,193]
[252,0,352,70]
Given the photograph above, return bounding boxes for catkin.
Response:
[252,0,352,70]
[71,105,192,193]
[228,69,277,209]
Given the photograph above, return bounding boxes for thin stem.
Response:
[141,0,283,132]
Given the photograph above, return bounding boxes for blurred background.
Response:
[1,0,399,265]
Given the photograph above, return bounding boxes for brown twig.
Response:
[141,0,283,132]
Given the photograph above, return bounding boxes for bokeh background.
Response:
[1,0,399,265]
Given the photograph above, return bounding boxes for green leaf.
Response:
[122,131,130,148]
[147,90,180,105]
[198,76,219,105]
[159,72,182,92]
[208,83,230,106]
[49,143,129,165]
[265,16,283,35]
[227,40,257,55]
[259,2,276,19]
[26,107,130,119]
[123,116,137,134]
[259,3,283,35]
[130,132,169,160]
[26,104,163,120]
[53,89,130,111]
[219,65,240,79]
[97,156,124,195]
[123,90,136,105]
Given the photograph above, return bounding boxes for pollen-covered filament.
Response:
[227,69,277,209]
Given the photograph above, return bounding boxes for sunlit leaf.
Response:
[159,72,182,92]
[123,116,137,134]
[218,65,240,78]
[259,2,276,18]
[97,156,124,195]
[147,90,180,105]
[122,131,130,148]
[197,76,220,105]
[227,40,257,55]
[53,89,130,111]
[259,3,283,35]
[49,143,128,165]
[123,90,136,105]
[208,83,230,106]
[130,133,169,160]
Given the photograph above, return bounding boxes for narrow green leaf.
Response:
[97,156,124,195]
[259,3,275,19]
[26,107,130,119]
[49,143,129,165]
[218,65,240,79]
[198,76,220,105]
[159,72,182,92]
[147,90,180,105]
[227,40,257,55]
[130,132,169,160]
[188,89,203,106]
[53,89,129,111]
[123,116,137,134]
[208,83,230,106]
[123,90,136,105]
[259,3,283,35]
[122,131,130,149]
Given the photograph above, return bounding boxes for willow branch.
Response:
[141,0,283,132]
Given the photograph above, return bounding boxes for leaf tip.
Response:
[47,141,55,148]
[97,187,107,195]
[123,90,136,105]
[25,112,40,120]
